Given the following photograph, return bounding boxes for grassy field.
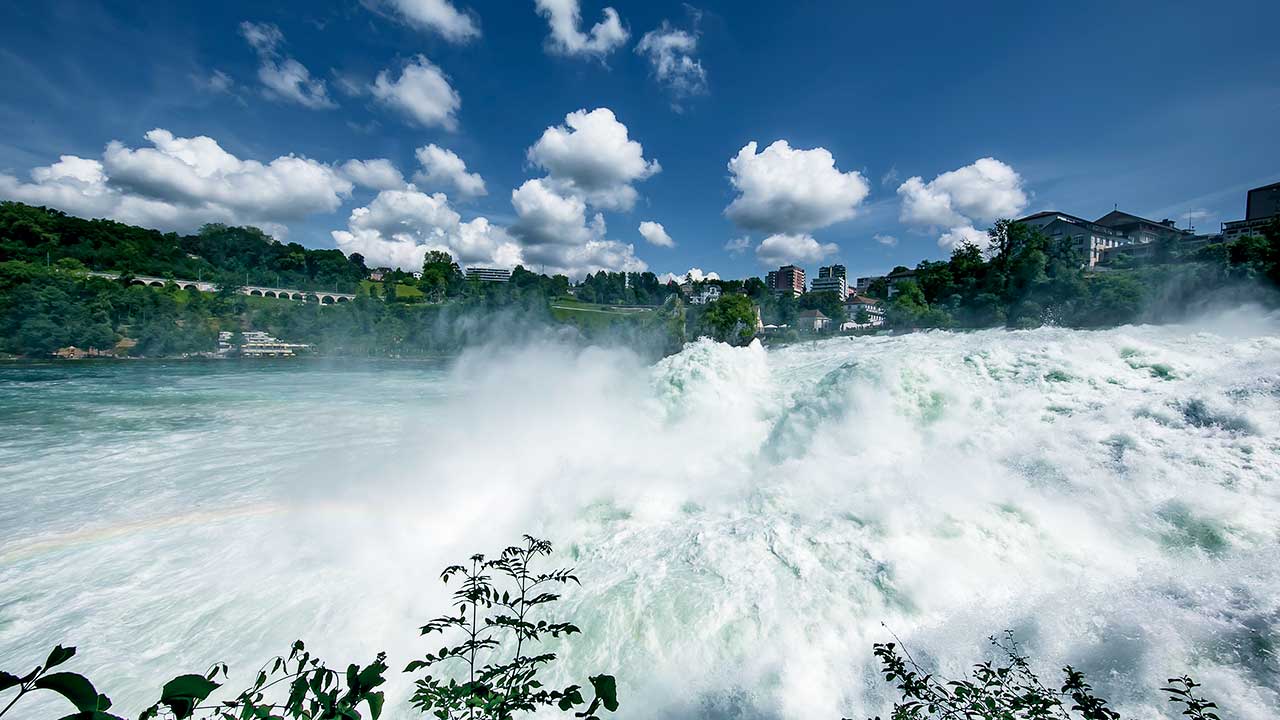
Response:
[360,280,425,298]
[549,298,654,330]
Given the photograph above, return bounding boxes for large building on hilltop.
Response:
[767,265,805,297]
[1094,210,1193,244]
[466,267,512,282]
[1015,211,1131,268]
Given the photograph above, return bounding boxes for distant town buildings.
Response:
[766,265,806,297]
[218,331,310,357]
[465,267,512,283]
[810,264,848,297]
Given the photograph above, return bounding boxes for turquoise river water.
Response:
[1,311,1279,718]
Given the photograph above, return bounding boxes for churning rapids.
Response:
[2,311,1279,719]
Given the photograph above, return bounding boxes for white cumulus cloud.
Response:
[508,178,645,278]
[657,267,719,285]
[0,129,354,237]
[723,236,751,255]
[362,0,479,42]
[239,21,335,109]
[341,159,406,191]
[413,144,486,198]
[873,233,898,247]
[527,107,660,211]
[897,157,1027,231]
[637,220,674,247]
[755,233,838,266]
[937,225,990,251]
[636,20,707,108]
[534,0,628,58]
[725,140,870,234]
[371,56,461,130]
[331,187,521,271]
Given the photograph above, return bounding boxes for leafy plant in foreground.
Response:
[0,641,386,720]
[2,535,611,720]
[859,631,1222,720]
[406,535,618,720]
[0,644,116,719]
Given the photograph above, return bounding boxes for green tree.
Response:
[885,280,928,329]
[699,293,757,345]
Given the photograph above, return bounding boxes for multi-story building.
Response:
[1098,233,1223,265]
[1015,211,1130,268]
[1222,181,1280,241]
[844,295,885,327]
[465,267,512,282]
[854,276,881,294]
[1094,210,1192,245]
[810,276,847,296]
[1247,182,1280,221]
[811,264,848,297]
[768,265,805,297]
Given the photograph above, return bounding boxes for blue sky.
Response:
[1,0,1277,281]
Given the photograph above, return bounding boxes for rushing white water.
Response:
[2,310,1279,719]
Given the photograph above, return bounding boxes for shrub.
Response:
[859,631,1220,720]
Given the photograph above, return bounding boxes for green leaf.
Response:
[159,673,222,719]
[34,672,102,712]
[0,671,21,692]
[589,675,619,712]
[45,646,77,670]
[53,711,127,720]
[366,690,385,720]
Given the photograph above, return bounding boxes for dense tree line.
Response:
[573,270,679,305]
[0,261,218,357]
[882,218,1280,330]
[6,200,1279,357]
[0,256,686,359]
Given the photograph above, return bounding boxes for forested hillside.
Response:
[0,201,368,291]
